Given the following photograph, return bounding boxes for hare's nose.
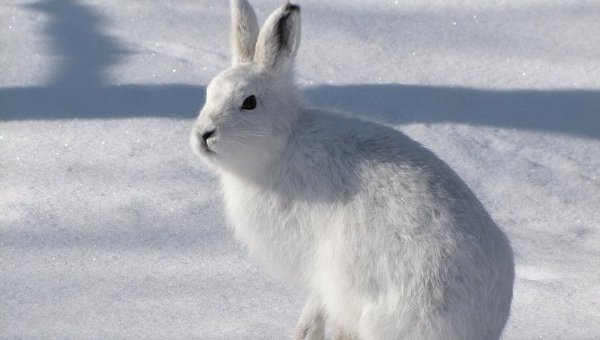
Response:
[201,129,216,143]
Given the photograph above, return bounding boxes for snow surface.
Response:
[1,0,600,338]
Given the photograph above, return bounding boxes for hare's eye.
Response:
[241,95,257,110]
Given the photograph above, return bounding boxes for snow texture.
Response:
[1,0,599,339]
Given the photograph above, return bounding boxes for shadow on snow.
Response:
[0,0,598,140]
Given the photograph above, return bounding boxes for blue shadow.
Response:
[0,0,598,141]
[305,84,600,139]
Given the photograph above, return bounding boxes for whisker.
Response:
[230,119,244,128]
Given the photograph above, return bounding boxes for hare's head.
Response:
[191,0,302,176]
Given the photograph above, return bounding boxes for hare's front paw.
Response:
[294,296,325,340]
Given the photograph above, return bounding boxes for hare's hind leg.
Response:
[294,295,326,340]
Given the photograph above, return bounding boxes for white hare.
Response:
[190,1,514,339]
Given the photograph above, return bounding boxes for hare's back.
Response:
[297,109,512,277]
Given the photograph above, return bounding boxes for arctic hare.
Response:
[190,1,514,339]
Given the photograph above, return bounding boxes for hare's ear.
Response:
[253,3,300,73]
[231,0,260,64]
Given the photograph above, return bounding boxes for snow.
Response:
[1,0,599,338]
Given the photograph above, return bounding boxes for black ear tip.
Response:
[284,2,300,12]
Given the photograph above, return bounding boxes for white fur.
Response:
[191,1,514,339]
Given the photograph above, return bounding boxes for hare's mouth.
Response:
[202,140,215,154]
[201,130,218,154]
[191,129,216,156]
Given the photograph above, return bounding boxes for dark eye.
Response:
[241,95,257,110]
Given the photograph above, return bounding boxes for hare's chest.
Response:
[222,179,288,232]
[221,178,318,276]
